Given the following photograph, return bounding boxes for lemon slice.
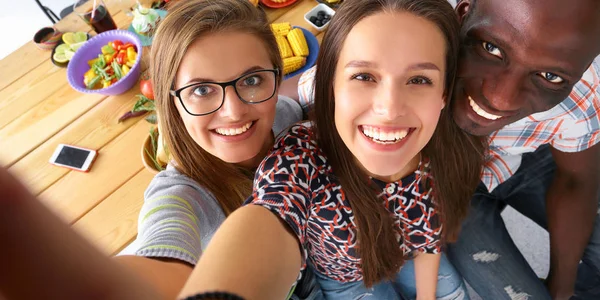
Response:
[53,52,69,63]
[69,41,86,52]
[62,31,88,45]
[64,49,76,61]
[54,43,70,55]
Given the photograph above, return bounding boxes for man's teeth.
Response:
[469,97,501,120]
[215,122,253,136]
[361,125,408,144]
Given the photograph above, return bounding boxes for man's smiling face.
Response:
[452,0,600,136]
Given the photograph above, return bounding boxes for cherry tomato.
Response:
[140,78,154,100]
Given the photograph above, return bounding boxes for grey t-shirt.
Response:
[134,95,303,265]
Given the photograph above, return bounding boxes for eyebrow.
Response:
[405,62,440,72]
[345,60,377,68]
[345,60,440,72]
[183,65,266,85]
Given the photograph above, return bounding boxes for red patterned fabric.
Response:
[246,124,442,283]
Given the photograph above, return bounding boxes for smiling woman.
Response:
[177,0,487,300]
[120,0,311,297]
[3,0,309,298]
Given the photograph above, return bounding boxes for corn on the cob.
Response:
[271,22,291,36]
[276,35,293,59]
[283,56,306,74]
[287,28,309,57]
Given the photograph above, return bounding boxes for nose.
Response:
[481,68,527,112]
[218,86,249,120]
[372,82,407,120]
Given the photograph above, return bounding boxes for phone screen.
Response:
[55,146,91,169]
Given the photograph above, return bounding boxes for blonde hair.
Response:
[151,0,283,215]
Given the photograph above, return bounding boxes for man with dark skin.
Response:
[291,0,600,298]
[444,0,600,299]
[0,0,598,299]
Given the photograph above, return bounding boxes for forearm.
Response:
[414,252,441,300]
[546,177,598,298]
[115,256,192,299]
[179,205,301,300]
[0,168,161,300]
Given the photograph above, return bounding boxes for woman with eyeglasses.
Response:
[0,0,316,299]
[118,0,318,298]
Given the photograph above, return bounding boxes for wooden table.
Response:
[0,0,324,256]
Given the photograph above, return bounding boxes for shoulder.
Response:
[273,123,318,154]
[256,123,327,182]
[272,95,303,136]
[143,165,224,218]
[145,165,211,200]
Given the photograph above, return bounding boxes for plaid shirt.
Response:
[298,55,600,191]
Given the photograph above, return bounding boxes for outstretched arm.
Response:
[179,205,301,300]
[0,167,161,300]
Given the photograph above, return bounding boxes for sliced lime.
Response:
[54,43,70,55]
[53,52,68,63]
[69,41,86,52]
[64,49,75,61]
[74,31,88,42]
[62,31,87,46]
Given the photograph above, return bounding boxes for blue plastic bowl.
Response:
[67,30,143,96]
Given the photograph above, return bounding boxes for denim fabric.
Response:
[314,253,469,300]
[447,144,600,300]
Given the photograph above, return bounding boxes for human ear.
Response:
[456,0,471,25]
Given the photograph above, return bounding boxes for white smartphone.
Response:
[49,144,97,172]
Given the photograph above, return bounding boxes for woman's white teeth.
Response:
[469,96,501,120]
[361,125,408,144]
[215,122,253,136]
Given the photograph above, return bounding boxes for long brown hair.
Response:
[150,0,282,215]
[313,0,487,286]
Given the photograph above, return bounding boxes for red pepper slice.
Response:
[116,52,127,65]
[111,40,123,50]
[118,42,135,51]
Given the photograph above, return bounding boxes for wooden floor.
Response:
[0,0,324,256]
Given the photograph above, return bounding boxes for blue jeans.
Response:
[447,144,600,300]
[314,253,469,300]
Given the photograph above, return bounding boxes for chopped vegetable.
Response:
[127,47,137,63]
[112,61,123,79]
[86,75,101,89]
[116,51,127,65]
[111,40,123,50]
[82,39,139,90]
[101,45,115,54]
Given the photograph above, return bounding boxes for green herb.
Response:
[146,127,165,171]
[132,95,155,112]
[93,64,110,81]
[86,75,101,89]
[112,61,123,80]
[145,113,157,124]
[96,54,106,68]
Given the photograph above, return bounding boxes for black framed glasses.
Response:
[169,69,279,116]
